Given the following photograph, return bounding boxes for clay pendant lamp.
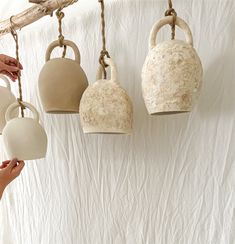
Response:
[3,102,48,160]
[0,75,17,134]
[142,1,203,115]
[38,8,88,113]
[2,17,47,161]
[80,58,133,134]
[79,0,133,134]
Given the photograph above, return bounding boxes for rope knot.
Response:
[56,10,65,20]
[164,1,177,40]
[99,50,110,67]
[58,34,64,47]
[165,8,177,17]
[55,9,67,58]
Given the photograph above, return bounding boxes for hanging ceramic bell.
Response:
[142,16,203,115]
[0,75,18,134]
[2,101,47,160]
[80,58,133,134]
[38,40,88,113]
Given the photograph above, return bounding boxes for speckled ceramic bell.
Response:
[2,101,47,161]
[80,58,133,134]
[0,75,17,134]
[142,16,203,115]
[38,40,88,113]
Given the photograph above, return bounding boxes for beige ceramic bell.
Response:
[142,16,203,115]
[0,75,18,134]
[38,40,88,113]
[2,101,47,161]
[80,58,133,134]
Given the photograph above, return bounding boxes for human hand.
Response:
[0,159,25,199]
[0,54,23,81]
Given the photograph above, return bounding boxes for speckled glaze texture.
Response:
[142,16,203,115]
[80,58,133,134]
[80,80,133,134]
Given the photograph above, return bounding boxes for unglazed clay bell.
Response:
[142,16,203,115]
[38,40,88,114]
[80,58,133,134]
[0,75,18,134]
[2,101,47,161]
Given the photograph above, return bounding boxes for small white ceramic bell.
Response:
[80,58,133,134]
[38,40,88,113]
[142,16,203,115]
[0,75,18,134]
[2,101,47,161]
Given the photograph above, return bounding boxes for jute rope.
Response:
[56,9,67,58]
[164,0,177,40]
[10,16,25,117]
[98,0,110,79]
[53,0,78,58]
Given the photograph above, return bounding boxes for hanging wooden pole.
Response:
[0,0,78,37]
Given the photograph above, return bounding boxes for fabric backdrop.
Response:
[0,0,235,243]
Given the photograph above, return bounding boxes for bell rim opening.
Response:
[149,110,191,116]
[82,127,132,135]
[45,109,79,114]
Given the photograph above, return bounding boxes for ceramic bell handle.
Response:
[96,57,118,82]
[5,101,39,123]
[0,75,11,90]
[45,40,81,64]
[149,16,193,49]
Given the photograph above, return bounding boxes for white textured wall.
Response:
[0,0,235,243]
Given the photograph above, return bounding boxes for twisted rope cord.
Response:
[56,9,67,58]
[164,0,177,40]
[10,16,25,117]
[98,0,110,79]
[53,0,78,58]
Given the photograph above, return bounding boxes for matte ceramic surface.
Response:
[142,16,203,115]
[38,40,88,113]
[2,101,47,161]
[0,75,17,134]
[80,58,133,134]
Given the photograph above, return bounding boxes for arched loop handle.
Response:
[5,101,39,123]
[45,40,81,64]
[0,75,11,90]
[96,57,118,82]
[149,16,193,49]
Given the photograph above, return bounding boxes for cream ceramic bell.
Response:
[142,16,203,115]
[80,58,133,134]
[0,75,18,134]
[38,40,88,113]
[2,101,47,161]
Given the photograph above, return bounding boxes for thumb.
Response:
[12,161,25,176]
